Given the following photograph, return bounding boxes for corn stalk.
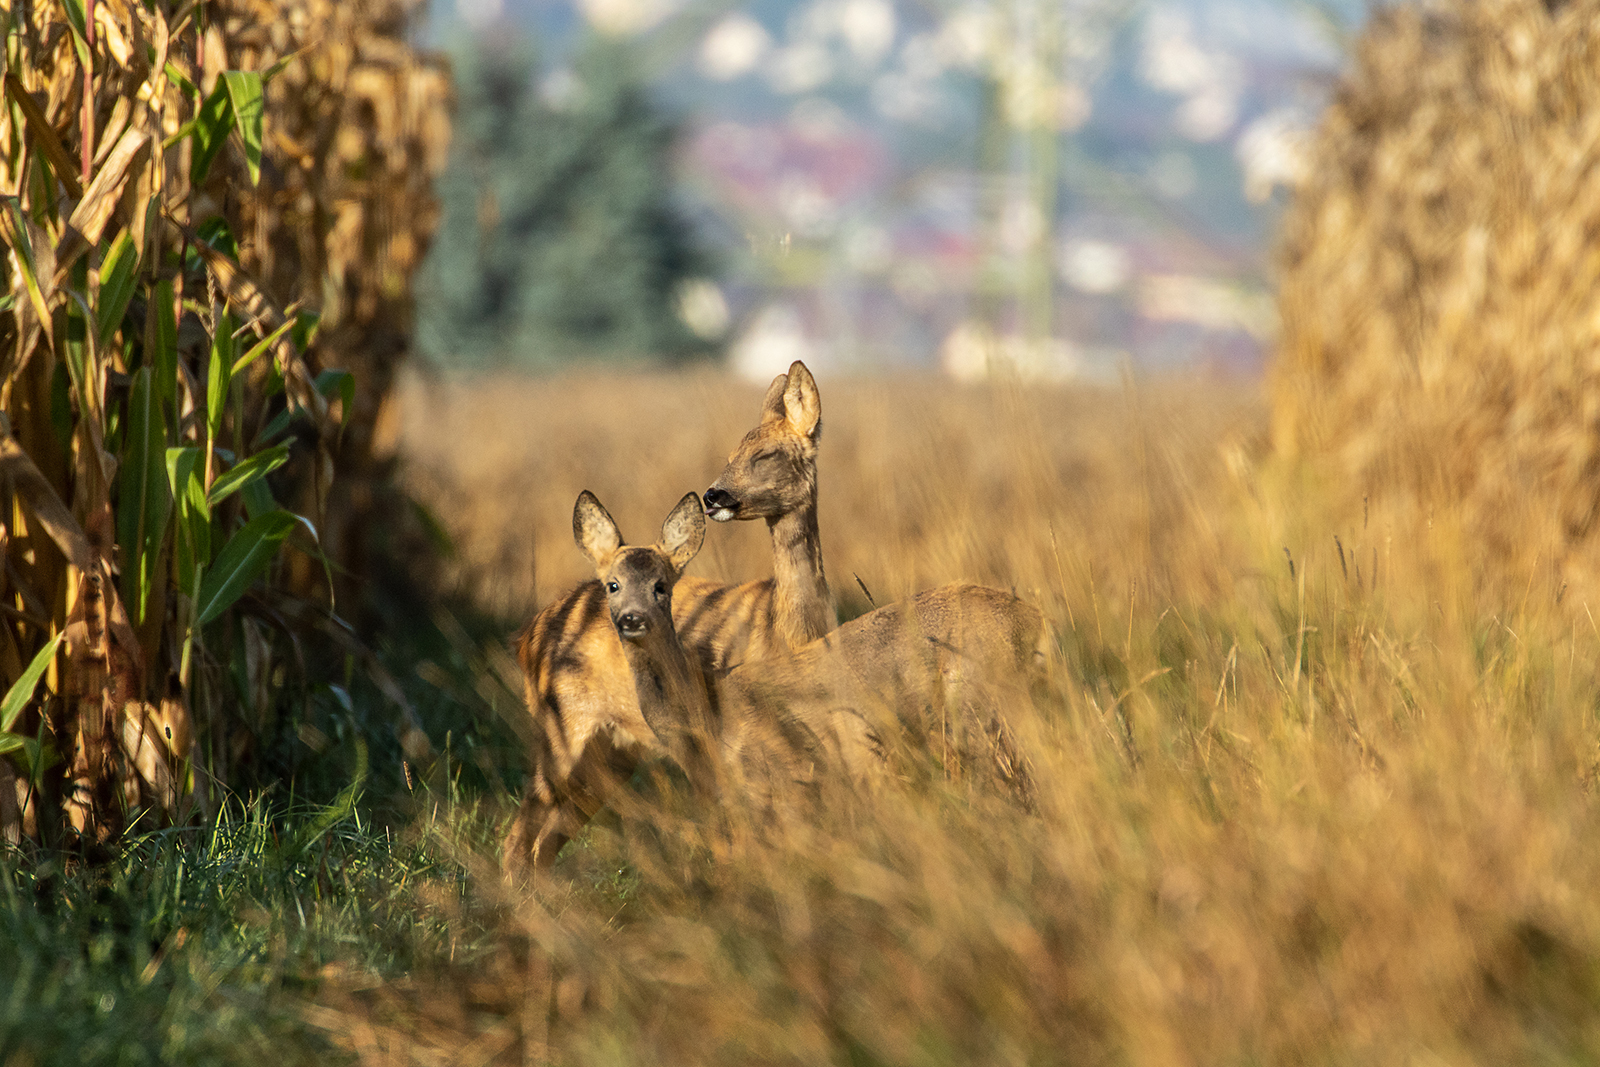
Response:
[0,0,445,850]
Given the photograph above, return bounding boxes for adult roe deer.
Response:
[505,363,836,873]
[572,490,1045,814]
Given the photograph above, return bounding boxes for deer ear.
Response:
[573,491,622,569]
[759,371,788,424]
[659,492,707,573]
[783,360,821,440]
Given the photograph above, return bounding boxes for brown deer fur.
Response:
[505,363,836,873]
[574,492,1045,820]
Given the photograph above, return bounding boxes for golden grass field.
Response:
[352,365,1600,1065]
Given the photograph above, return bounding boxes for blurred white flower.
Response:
[1000,198,1044,254]
[577,0,679,36]
[790,96,853,138]
[901,32,945,80]
[844,224,892,274]
[677,279,732,340]
[777,173,839,237]
[1141,10,1214,94]
[768,42,833,94]
[1139,274,1275,337]
[1148,150,1197,199]
[838,0,896,65]
[731,305,825,383]
[1002,65,1090,131]
[941,322,1085,383]
[1059,239,1132,294]
[937,5,997,70]
[1141,8,1242,142]
[698,14,772,81]
[1176,87,1237,142]
[457,0,503,28]
[1236,108,1311,202]
[873,71,940,124]
[539,68,580,111]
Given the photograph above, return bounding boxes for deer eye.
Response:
[654,581,666,597]
[752,449,781,465]
[607,581,619,593]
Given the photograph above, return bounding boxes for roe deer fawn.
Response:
[574,491,1045,815]
[506,362,837,873]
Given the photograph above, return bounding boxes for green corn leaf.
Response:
[96,229,140,348]
[3,198,51,328]
[190,81,234,185]
[254,404,298,448]
[58,0,90,65]
[241,477,278,520]
[0,735,24,757]
[195,215,240,261]
[222,71,265,187]
[292,309,321,351]
[163,62,199,100]
[314,369,356,428]
[194,510,298,626]
[166,447,209,519]
[1,633,64,733]
[260,47,307,86]
[61,289,88,400]
[117,368,172,625]
[207,311,236,445]
[59,0,87,41]
[166,447,209,595]
[231,316,296,375]
[207,445,290,508]
[151,278,178,409]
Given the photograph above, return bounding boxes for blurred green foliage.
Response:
[418,34,710,370]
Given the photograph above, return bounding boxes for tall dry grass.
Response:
[1273,0,1600,589]
[396,369,1255,622]
[337,5,1600,1057]
[347,365,1600,1065]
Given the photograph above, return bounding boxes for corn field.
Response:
[0,0,447,850]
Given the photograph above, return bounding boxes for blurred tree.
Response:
[419,34,709,369]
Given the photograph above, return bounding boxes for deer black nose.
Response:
[617,612,649,638]
[704,486,737,512]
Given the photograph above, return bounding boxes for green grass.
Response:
[0,595,523,1067]
[0,790,484,1066]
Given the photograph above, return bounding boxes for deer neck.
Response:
[620,623,719,770]
[767,495,833,648]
